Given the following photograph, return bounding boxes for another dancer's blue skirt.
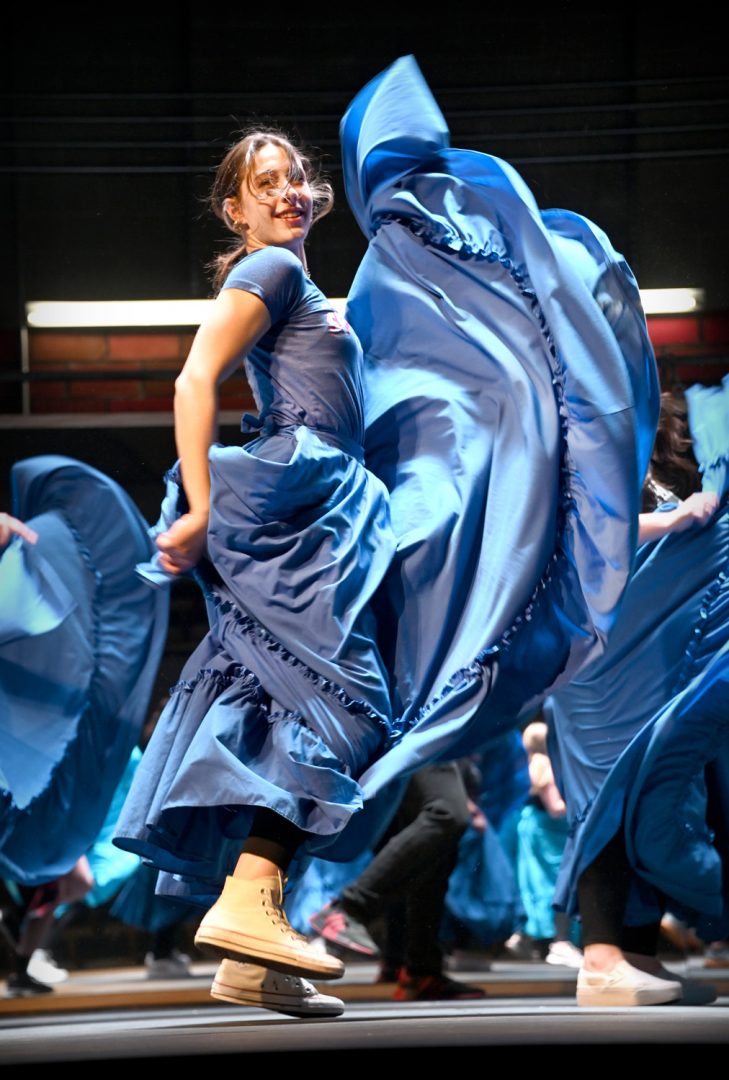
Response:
[0,457,169,885]
[549,377,729,935]
[115,57,660,899]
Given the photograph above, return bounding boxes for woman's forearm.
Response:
[174,370,218,518]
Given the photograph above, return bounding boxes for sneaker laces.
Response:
[260,873,311,945]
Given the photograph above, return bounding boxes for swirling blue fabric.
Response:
[114,251,396,907]
[116,56,659,897]
[549,382,729,933]
[0,457,169,885]
[326,57,659,858]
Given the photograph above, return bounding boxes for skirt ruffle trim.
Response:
[199,582,393,739]
[378,215,576,744]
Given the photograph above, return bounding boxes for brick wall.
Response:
[2,312,727,416]
[23,329,255,414]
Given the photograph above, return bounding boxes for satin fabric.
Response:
[549,377,729,933]
[0,457,169,884]
[325,57,659,857]
[117,55,659,897]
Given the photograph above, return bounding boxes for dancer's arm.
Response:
[156,288,270,574]
[0,513,38,550]
[637,490,719,545]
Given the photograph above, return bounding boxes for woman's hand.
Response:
[0,513,38,550]
[156,511,209,574]
[638,491,720,544]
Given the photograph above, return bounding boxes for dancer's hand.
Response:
[638,491,720,544]
[156,511,208,574]
[670,491,720,531]
[0,512,38,550]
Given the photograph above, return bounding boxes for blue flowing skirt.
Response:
[0,457,169,885]
[115,428,395,906]
[116,56,660,894]
[328,56,659,856]
[550,377,729,934]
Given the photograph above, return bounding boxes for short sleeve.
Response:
[221,247,306,325]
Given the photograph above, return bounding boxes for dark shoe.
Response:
[309,900,379,958]
[393,969,486,1001]
[5,971,54,997]
[376,962,401,983]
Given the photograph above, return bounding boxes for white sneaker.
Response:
[195,874,344,980]
[577,960,682,1007]
[145,949,192,979]
[211,960,344,1018]
[27,949,69,985]
[546,940,583,969]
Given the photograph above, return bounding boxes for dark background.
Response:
[2,8,728,316]
[1,9,726,518]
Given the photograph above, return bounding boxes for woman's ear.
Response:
[223,197,244,232]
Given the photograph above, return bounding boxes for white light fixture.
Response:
[26,300,216,329]
[26,289,702,329]
[639,289,704,315]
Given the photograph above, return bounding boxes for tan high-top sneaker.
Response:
[194,873,344,980]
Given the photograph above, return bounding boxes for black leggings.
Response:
[242,808,307,872]
[577,830,660,954]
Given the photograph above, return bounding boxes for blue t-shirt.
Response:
[223,247,366,447]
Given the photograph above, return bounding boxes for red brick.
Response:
[142,379,176,399]
[30,358,146,374]
[647,317,701,348]
[30,332,107,363]
[146,355,184,372]
[68,379,143,400]
[700,314,729,346]
[672,362,728,386]
[109,398,173,413]
[62,398,114,413]
[30,383,69,408]
[107,334,183,362]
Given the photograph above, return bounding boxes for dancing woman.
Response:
[115,131,396,1008]
[548,381,729,1005]
[116,57,658,1014]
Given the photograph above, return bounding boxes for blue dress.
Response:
[115,247,396,907]
[549,376,729,936]
[116,56,659,896]
[0,456,169,885]
[326,57,659,858]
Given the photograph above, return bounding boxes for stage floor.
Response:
[2,958,727,1061]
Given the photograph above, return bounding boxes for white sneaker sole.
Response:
[210,976,344,1018]
[577,982,681,1007]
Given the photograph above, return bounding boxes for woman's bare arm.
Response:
[156,288,271,574]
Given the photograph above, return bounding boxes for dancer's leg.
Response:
[195,807,344,979]
[576,831,680,1005]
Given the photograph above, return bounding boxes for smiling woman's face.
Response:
[228,142,313,259]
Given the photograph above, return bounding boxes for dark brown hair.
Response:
[642,390,701,511]
[209,130,334,291]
